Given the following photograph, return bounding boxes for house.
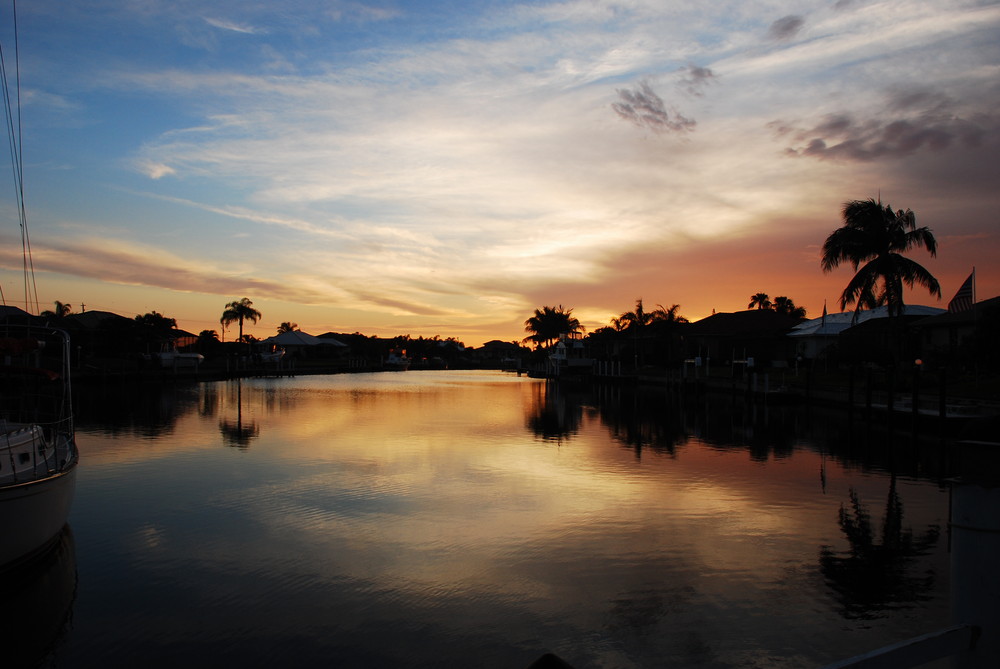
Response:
[683,309,805,369]
[789,304,945,360]
[913,295,1000,369]
[260,330,348,358]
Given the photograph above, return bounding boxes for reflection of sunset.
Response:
[70,372,950,666]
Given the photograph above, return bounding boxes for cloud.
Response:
[777,89,997,161]
[612,81,696,133]
[679,64,717,97]
[767,15,805,41]
[202,16,262,35]
[136,159,177,179]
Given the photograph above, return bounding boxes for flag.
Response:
[947,270,975,313]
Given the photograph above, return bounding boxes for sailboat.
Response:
[1,4,80,570]
[0,328,79,568]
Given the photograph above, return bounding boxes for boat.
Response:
[151,350,205,368]
[383,349,411,371]
[0,326,80,569]
[1,9,79,570]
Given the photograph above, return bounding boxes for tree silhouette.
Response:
[523,305,581,348]
[614,299,688,330]
[40,300,72,318]
[220,297,261,343]
[773,296,806,318]
[276,321,298,334]
[819,477,940,620]
[134,311,177,329]
[821,198,940,320]
[748,293,771,310]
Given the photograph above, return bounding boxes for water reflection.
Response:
[0,526,77,668]
[218,380,260,447]
[526,381,584,442]
[65,372,963,667]
[820,476,941,620]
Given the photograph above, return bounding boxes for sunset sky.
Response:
[2,0,997,347]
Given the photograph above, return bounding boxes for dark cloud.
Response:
[612,81,696,134]
[768,15,805,41]
[777,89,996,161]
[680,64,717,97]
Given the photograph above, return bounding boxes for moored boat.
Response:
[0,327,79,570]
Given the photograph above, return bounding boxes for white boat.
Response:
[1,1,80,570]
[0,327,80,570]
[152,350,205,368]
[383,350,411,371]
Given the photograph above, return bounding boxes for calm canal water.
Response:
[26,371,966,667]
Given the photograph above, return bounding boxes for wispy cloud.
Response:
[612,81,696,133]
[202,16,262,35]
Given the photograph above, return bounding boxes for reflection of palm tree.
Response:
[220,297,262,343]
[819,476,940,619]
[525,381,581,441]
[219,380,259,447]
[821,198,940,320]
[523,305,581,349]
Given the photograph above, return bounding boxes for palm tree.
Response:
[276,321,298,334]
[40,300,72,318]
[650,303,688,324]
[748,293,771,310]
[616,298,654,330]
[523,305,581,348]
[773,296,807,319]
[134,311,177,330]
[220,297,262,343]
[821,198,940,319]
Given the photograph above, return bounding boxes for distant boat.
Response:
[151,351,205,368]
[0,327,80,569]
[383,350,411,371]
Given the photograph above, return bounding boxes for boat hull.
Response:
[0,462,78,569]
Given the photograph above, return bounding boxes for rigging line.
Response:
[0,29,19,309]
[12,0,38,314]
[1,0,38,314]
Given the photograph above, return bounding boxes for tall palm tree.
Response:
[822,198,940,319]
[40,300,72,318]
[748,293,771,310]
[523,305,581,348]
[220,297,262,343]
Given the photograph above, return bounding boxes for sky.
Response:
[1,0,998,347]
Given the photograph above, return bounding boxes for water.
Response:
[26,371,962,667]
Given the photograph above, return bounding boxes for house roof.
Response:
[262,330,347,346]
[64,310,131,329]
[0,305,32,320]
[686,309,804,337]
[789,304,946,338]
